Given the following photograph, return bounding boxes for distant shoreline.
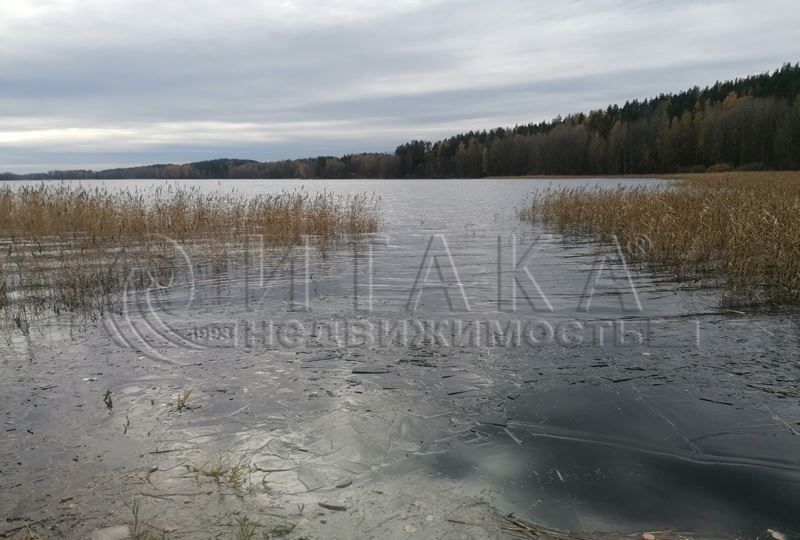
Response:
[4,170,800,183]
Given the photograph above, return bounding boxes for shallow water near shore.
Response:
[2,178,799,539]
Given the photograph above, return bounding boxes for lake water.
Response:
[1,179,799,538]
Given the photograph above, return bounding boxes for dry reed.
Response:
[0,183,380,315]
[523,172,800,305]
[0,184,379,243]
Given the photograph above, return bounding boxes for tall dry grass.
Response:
[523,172,800,304]
[0,184,380,314]
[0,184,379,244]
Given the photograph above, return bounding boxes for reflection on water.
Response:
[1,179,799,538]
[432,386,800,535]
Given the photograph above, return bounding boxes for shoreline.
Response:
[4,171,800,183]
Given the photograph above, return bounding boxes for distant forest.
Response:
[3,63,800,180]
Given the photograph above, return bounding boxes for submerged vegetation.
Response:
[0,184,380,315]
[523,172,800,305]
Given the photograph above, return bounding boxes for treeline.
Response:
[0,155,401,181]
[395,62,800,177]
[3,63,799,180]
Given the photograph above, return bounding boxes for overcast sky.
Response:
[1,0,799,172]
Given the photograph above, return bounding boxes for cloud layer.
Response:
[1,0,799,171]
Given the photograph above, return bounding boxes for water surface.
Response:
[1,178,798,538]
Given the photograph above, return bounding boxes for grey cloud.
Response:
[1,0,799,172]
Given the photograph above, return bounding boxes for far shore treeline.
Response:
[3,63,800,181]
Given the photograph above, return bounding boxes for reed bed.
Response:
[0,183,380,315]
[522,172,800,305]
[0,184,379,243]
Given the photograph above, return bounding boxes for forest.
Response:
[3,63,799,180]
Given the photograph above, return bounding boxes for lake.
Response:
[1,178,799,539]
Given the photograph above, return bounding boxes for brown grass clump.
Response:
[0,184,380,315]
[522,171,800,305]
[175,389,192,412]
[191,453,252,490]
